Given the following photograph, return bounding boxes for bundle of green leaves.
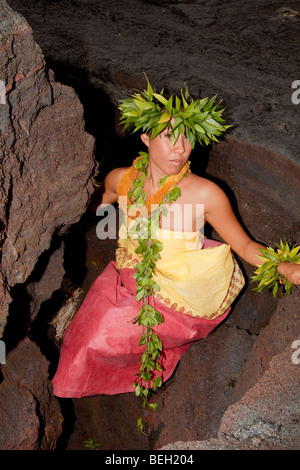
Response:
[251,240,300,297]
[118,74,230,148]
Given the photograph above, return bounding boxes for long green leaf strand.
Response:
[128,152,187,433]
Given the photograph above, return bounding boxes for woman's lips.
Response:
[170,159,183,166]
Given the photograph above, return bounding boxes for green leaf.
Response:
[261,251,277,262]
[149,403,158,411]
[135,243,146,254]
[186,126,195,148]
[151,122,168,139]
[153,92,168,106]
[180,88,188,108]
[155,311,164,324]
[145,73,153,101]
[136,288,145,302]
[171,126,180,146]
[165,95,174,114]
[157,112,171,124]
[171,186,181,200]
[175,95,182,112]
[272,282,279,298]
[194,123,206,135]
[172,115,183,130]
[289,245,300,258]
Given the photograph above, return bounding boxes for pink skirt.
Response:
[52,248,231,398]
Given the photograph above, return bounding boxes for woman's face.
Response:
[140,127,192,176]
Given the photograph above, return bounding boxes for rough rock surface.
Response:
[6,0,300,167]
[161,291,300,450]
[234,290,300,399]
[2,0,300,450]
[162,339,300,450]
[0,0,95,449]
[0,338,63,450]
[144,324,255,448]
[0,0,96,335]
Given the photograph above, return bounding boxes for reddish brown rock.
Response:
[207,138,300,249]
[234,289,300,399]
[0,338,63,450]
[162,342,300,450]
[0,383,40,450]
[0,0,95,450]
[0,0,96,335]
[143,323,254,449]
[219,344,300,450]
[161,290,300,450]
[27,241,66,321]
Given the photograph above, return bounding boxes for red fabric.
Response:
[52,240,231,398]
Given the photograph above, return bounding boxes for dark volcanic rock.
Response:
[233,289,300,399]
[6,0,300,168]
[0,338,63,450]
[0,0,96,333]
[162,290,300,450]
[0,0,95,450]
[144,323,254,448]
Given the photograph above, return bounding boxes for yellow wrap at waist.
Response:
[116,227,245,320]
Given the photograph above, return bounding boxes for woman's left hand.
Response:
[278,262,300,286]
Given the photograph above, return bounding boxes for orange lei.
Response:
[117,155,191,214]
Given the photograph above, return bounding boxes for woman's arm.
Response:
[277,262,300,285]
[90,167,127,210]
[204,181,264,265]
[203,180,300,285]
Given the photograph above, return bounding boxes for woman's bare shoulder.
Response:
[104,166,129,192]
[184,172,225,200]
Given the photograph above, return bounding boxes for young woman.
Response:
[52,79,300,429]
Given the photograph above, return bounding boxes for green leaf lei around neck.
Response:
[128,151,188,434]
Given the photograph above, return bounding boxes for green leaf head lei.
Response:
[118,74,231,148]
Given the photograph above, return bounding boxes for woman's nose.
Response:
[174,134,185,152]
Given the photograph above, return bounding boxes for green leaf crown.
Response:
[118,74,231,148]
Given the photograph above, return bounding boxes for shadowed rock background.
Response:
[0,0,299,450]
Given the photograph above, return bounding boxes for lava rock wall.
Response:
[0,0,95,449]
